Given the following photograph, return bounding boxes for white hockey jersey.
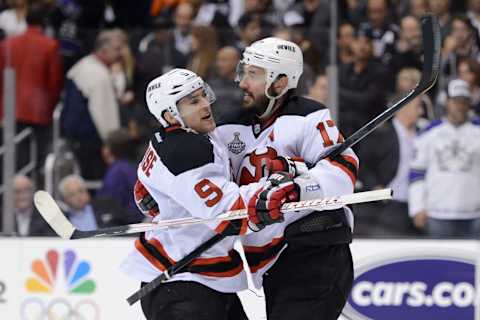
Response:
[215,95,359,288]
[120,126,261,293]
[409,119,480,220]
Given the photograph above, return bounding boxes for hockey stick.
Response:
[126,232,227,305]
[33,188,392,240]
[319,14,441,160]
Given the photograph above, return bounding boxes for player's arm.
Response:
[297,109,359,199]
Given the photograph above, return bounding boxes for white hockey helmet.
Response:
[237,37,303,117]
[145,68,216,128]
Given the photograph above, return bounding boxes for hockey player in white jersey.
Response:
[121,69,267,320]
[215,37,359,320]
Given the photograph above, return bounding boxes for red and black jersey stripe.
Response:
[327,154,358,185]
[136,234,243,277]
[243,237,286,273]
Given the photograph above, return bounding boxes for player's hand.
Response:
[247,172,299,231]
[134,179,159,218]
[264,156,308,178]
[413,210,428,230]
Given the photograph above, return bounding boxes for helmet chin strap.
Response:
[258,85,288,119]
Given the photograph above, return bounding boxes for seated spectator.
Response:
[234,13,272,52]
[395,68,435,120]
[59,175,130,231]
[61,29,124,181]
[409,79,480,238]
[409,0,430,20]
[356,96,424,237]
[172,2,194,66]
[99,129,142,223]
[338,22,356,65]
[428,0,453,40]
[457,57,480,116]
[13,175,54,236]
[189,0,235,46]
[0,0,27,38]
[207,46,244,124]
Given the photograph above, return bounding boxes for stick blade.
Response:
[34,191,75,240]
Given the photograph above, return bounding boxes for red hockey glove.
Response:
[264,156,308,178]
[134,179,159,218]
[248,172,299,231]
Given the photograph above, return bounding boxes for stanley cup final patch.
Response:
[227,132,246,154]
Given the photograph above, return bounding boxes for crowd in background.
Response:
[0,0,479,239]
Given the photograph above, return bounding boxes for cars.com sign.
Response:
[343,257,475,320]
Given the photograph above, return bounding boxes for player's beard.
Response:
[243,90,270,116]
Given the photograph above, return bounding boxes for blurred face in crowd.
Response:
[176,88,216,133]
[470,0,480,13]
[308,75,328,105]
[396,68,421,93]
[338,23,355,51]
[14,176,34,211]
[101,36,125,65]
[243,19,262,45]
[401,16,422,49]
[410,0,429,18]
[238,64,270,110]
[396,96,423,128]
[458,61,476,87]
[303,0,320,13]
[216,47,240,79]
[245,0,269,13]
[175,3,194,34]
[368,0,388,28]
[428,0,449,15]
[446,98,471,125]
[451,19,473,48]
[62,179,91,211]
[352,35,373,62]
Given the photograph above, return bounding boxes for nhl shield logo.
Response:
[227,132,246,154]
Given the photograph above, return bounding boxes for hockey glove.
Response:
[134,179,159,218]
[248,172,299,231]
[264,156,308,178]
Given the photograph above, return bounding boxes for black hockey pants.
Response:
[140,280,249,320]
[263,209,354,320]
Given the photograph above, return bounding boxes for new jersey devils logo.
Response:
[238,147,278,185]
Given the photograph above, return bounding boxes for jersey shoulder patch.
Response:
[151,129,214,175]
[281,96,327,117]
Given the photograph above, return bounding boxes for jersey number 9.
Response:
[194,179,223,207]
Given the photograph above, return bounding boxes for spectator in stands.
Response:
[358,0,399,64]
[429,0,452,39]
[136,16,178,99]
[0,1,63,172]
[99,129,141,223]
[243,0,281,27]
[338,22,356,65]
[405,0,430,20]
[234,13,271,52]
[441,15,480,86]
[307,73,328,105]
[458,58,480,115]
[338,29,388,136]
[467,0,480,40]
[61,30,124,181]
[389,16,423,81]
[187,25,218,79]
[356,95,424,236]
[207,46,244,124]
[59,174,130,231]
[409,79,480,238]
[13,175,54,236]
[0,0,27,38]
[172,2,194,67]
[188,0,235,46]
[396,68,435,119]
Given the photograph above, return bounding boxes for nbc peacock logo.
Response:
[25,249,96,294]
[21,249,100,320]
